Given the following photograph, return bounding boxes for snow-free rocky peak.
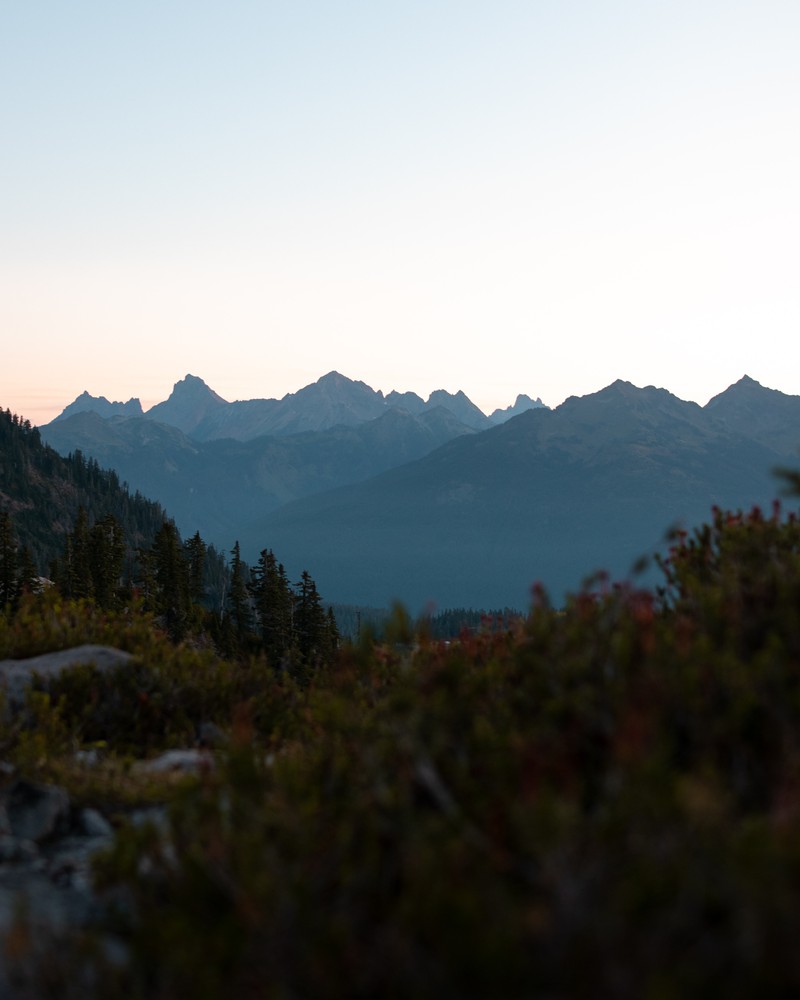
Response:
[145,375,229,436]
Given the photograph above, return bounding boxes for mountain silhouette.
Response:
[50,372,545,442]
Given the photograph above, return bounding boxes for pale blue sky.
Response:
[2,1,799,423]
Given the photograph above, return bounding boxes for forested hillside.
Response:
[0,404,338,665]
[0,407,166,572]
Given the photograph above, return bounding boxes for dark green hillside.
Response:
[245,381,789,609]
[1,403,338,666]
[0,407,166,571]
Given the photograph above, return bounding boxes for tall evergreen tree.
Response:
[184,531,207,606]
[61,506,93,600]
[293,570,331,664]
[227,541,253,651]
[0,510,19,609]
[250,548,294,666]
[149,520,191,641]
[16,545,39,598]
[326,606,341,654]
[89,513,126,608]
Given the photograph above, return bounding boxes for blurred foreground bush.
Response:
[9,503,800,997]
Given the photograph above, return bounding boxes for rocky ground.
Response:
[0,646,212,998]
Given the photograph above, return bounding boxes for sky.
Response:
[2,1,799,425]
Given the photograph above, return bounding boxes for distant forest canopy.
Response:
[330,605,523,643]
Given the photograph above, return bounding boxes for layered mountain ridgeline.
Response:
[40,374,800,612]
[50,371,547,441]
[41,405,478,548]
[242,377,800,610]
[0,408,165,572]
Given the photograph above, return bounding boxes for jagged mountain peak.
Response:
[48,371,550,441]
[427,389,490,430]
[164,374,227,402]
[145,374,228,436]
[51,391,144,423]
[385,390,426,414]
[562,379,689,408]
[705,374,774,406]
[704,375,800,455]
[317,370,354,386]
[297,371,379,397]
[489,393,547,425]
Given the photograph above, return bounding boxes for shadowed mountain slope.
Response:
[41,406,477,547]
[704,375,800,457]
[241,381,794,611]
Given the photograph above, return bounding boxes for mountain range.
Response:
[42,403,478,544]
[51,371,545,440]
[40,372,800,611]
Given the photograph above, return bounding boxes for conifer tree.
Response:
[16,545,38,598]
[326,606,341,655]
[293,570,330,664]
[227,541,253,651]
[184,531,207,606]
[250,548,294,666]
[0,510,19,609]
[62,506,93,600]
[89,513,126,608]
[150,520,191,641]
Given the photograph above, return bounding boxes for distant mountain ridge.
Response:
[56,390,144,422]
[50,372,546,441]
[41,404,478,547]
[239,375,800,609]
[40,372,800,611]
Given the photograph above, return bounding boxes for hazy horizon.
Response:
[3,2,799,424]
[22,367,782,429]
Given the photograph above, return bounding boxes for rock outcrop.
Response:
[0,645,134,712]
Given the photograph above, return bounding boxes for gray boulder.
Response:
[132,748,215,775]
[0,780,70,844]
[0,644,134,712]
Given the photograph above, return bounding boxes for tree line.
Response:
[1,503,339,671]
[0,405,338,670]
[0,406,166,572]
